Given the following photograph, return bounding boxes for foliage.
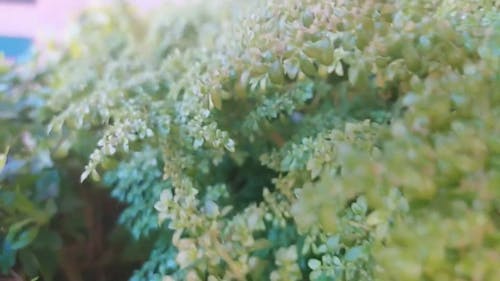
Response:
[0,56,146,280]
[0,56,63,280]
[4,0,500,280]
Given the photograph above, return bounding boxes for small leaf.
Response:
[308,258,321,270]
[80,169,91,183]
[316,244,328,254]
[284,59,299,79]
[345,246,364,262]
[334,62,344,76]
[299,55,317,78]
[7,222,39,250]
[304,39,333,65]
[193,138,204,149]
[203,200,219,218]
[302,10,314,27]
[269,61,285,85]
[326,235,340,251]
[210,92,222,110]
[0,146,9,172]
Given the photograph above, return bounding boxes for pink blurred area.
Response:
[0,0,174,40]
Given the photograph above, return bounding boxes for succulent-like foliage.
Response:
[8,0,499,280]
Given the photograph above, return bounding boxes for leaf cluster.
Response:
[3,0,500,280]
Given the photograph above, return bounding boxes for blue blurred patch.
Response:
[0,36,32,61]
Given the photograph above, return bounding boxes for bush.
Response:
[3,0,500,280]
[0,57,65,279]
[0,57,148,280]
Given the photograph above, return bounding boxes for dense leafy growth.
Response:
[0,57,148,280]
[2,0,500,280]
[1,57,63,280]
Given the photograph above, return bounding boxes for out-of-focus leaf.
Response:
[6,219,39,250]
[0,146,8,172]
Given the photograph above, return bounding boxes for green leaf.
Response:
[302,10,314,27]
[80,169,91,183]
[308,258,321,270]
[284,59,299,79]
[7,220,39,250]
[304,39,333,65]
[299,55,317,77]
[345,246,364,262]
[269,61,285,85]
[326,235,340,251]
[0,146,8,172]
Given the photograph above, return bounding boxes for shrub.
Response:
[0,56,147,280]
[0,57,65,279]
[5,0,500,280]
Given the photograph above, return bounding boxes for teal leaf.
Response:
[345,246,364,262]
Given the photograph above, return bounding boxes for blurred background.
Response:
[0,0,175,61]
